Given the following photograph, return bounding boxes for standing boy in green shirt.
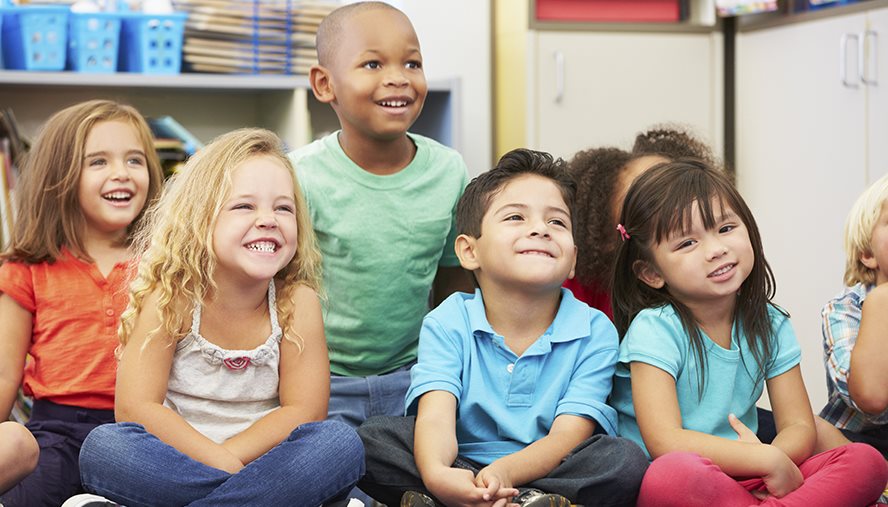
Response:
[288,1,471,426]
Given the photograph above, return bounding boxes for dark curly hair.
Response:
[569,147,633,287]
[571,126,719,289]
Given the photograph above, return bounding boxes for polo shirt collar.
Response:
[465,288,591,344]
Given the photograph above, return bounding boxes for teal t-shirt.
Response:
[609,304,801,458]
[288,132,469,376]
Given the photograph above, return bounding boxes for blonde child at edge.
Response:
[77,129,364,506]
[0,100,163,507]
[609,159,888,506]
[358,149,648,507]
[289,1,472,427]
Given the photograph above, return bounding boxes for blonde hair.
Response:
[1,100,163,263]
[844,172,888,286]
[119,128,322,349]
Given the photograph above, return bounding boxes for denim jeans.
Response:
[79,420,364,507]
[328,363,414,428]
[357,416,649,507]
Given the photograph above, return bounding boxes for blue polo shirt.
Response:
[406,288,619,465]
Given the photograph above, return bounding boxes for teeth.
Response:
[380,100,408,107]
[103,191,132,200]
[711,264,733,276]
[247,241,276,253]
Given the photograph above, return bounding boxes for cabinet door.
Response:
[868,8,888,183]
[529,31,720,160]
[736,13,867,410]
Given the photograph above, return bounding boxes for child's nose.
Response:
[383,68,409,87]
[707,240,728,260]
[109,160,130,180]
[255,213,278,229]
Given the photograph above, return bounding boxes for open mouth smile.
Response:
[245,240,279,253]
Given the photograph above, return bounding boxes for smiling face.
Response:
[211,155,299,287]
[458,174,577,293]
[321,7,427,142]
[637,198,754,310]
[78,119,151,242]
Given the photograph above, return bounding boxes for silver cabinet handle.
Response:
[554,50,564,103]
[861,30,878,86]
[841,32,860,88]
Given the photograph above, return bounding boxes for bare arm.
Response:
[631,362,802,497]
[115,292,243,473]
[766,365,816,464]
[848,284,888,414]
[476,414,595,489]
[0,294,31,419]
[222,286,329,465]
[431,266,473,308]
[414,391,505,507]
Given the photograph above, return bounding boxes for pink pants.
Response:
[637,443,887,507]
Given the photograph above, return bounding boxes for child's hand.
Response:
[728,413,762,444]
[760,445,804,498]
[474,464,519,504]
[427,467,500,507]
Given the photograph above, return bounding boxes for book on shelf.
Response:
[147,116,204,157]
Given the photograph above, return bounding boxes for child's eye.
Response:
[232,203,252,211]
[363,61,381,69]
[504,214,523,222]
[128,157,146,166]
[676,239,696,250]
[549,218,568,228]
[719,224,736,234]
[406,60,422,69]
[276,205,294,214]
[88,158,106,167]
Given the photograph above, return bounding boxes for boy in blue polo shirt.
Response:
[357,149,648,507]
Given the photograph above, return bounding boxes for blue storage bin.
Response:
[118,12,185,74]
[68,12,121,72]
[1,5,69,71]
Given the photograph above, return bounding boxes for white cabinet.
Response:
[0,71,458,151]
[736,8,888,409]
[526,29,723,160]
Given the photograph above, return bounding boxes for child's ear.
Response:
[633,260,665,289]
[860,250,879,271]
[309,65,335,104]
[567,244,577,280]
[455,234,480,271]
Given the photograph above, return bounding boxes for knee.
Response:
[307,420,365,468]
[605,438,650,491]
[0,422,38,473]
[840,443,888,483]
[643,452,709,490]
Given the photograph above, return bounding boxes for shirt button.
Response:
[105,309,114,316]
[506,363,514,373]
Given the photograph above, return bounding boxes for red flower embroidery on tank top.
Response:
[223,357,251,370]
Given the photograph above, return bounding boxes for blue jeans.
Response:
[328,363,413,427]
[79,420,364,507]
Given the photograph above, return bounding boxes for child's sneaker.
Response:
[514,489,571,507]
[400,490,436,507]
[60,494,119,507]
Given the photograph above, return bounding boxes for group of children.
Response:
[0,1,886,506]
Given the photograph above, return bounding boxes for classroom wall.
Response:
[400,0,493,177]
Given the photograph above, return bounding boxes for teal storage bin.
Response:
[1,5,69,71]
[118,12,185,74]
[68,12,121,72]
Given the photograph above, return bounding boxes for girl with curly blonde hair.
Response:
[78,128,364,506]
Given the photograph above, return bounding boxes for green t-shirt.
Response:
[288,132,469,376]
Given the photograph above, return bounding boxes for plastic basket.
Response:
[118,11,185,74]
[1,5,69,71]
[68,12,121,73]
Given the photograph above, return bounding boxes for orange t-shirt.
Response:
[0,250,131,410]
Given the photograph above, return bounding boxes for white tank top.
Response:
[163,281,282,443]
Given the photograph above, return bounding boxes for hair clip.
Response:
[616,224,631,241]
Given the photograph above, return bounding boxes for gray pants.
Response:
[357,416,648,507]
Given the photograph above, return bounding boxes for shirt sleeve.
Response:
[437,158,470,268]
[821,292,860,410]
[765,307,802,379]
[0,261,36,313]
[405,312,466,415]
[556,314,619,435]
[619,308,685,380]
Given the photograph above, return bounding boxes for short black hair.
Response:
[456,148,576,238]
[315,1,406,66]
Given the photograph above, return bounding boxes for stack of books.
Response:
[171,0,338,75]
